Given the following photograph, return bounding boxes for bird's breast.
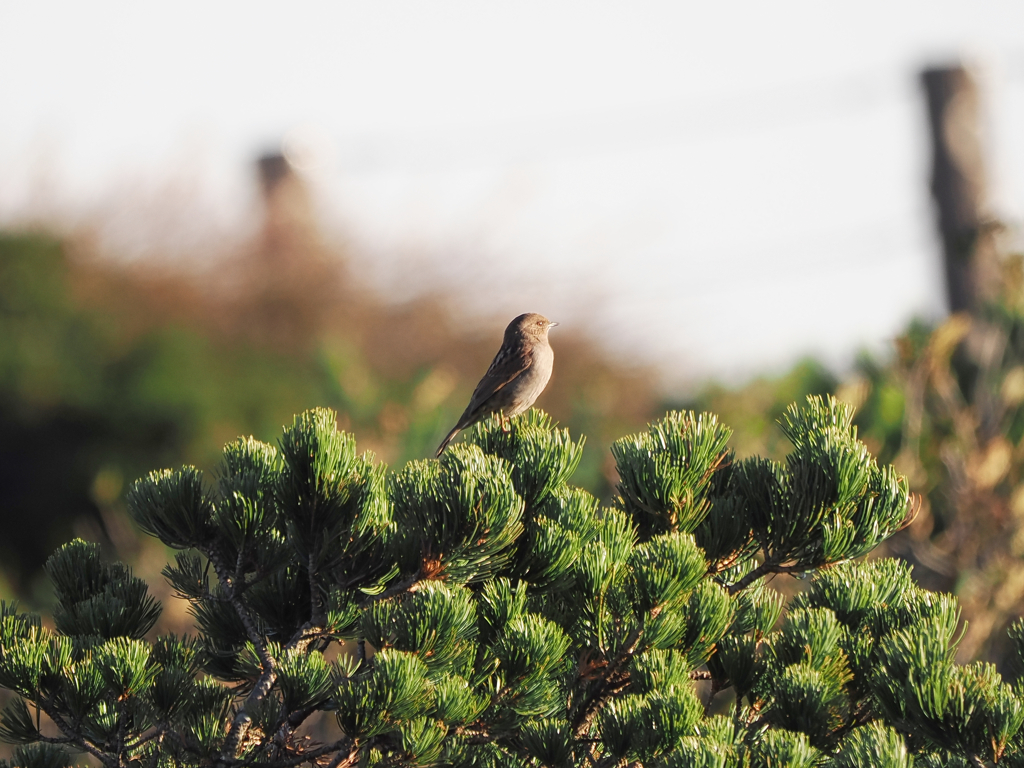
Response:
[506,342,553,415]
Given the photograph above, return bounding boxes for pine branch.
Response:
[37,698,116,768]
[284,622,328,653]
[706,551,746,576]
[284,571,422,656]
[456,728,494,745]
[125,725,168,751]
[207,550,279,763]
[282,554,331,656]
[570,629,642,739]
[33,734,75,746]
[234,548,247,592]
[726,561,805,595]
[269,705,320,754]
[363,573,422,605]
[324,741,362,768]
[309,552,325,626]
[116,699,128,765]
[230,737,359,768]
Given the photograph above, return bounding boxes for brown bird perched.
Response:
[436,313,557,457]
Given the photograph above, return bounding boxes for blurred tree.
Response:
[855,237,1024,665]
[0,233,340,592]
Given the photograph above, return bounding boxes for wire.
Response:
[334,67,914,173]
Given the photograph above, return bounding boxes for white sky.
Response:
[2,1,1024,387]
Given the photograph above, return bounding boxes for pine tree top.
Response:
[0,397,1019,768]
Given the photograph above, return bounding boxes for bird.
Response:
[436,313,558,457]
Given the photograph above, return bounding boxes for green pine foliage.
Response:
[3,396,1024,766]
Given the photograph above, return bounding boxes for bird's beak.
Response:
[549,322,559,327]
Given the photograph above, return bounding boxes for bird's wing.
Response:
[460,344,534,422]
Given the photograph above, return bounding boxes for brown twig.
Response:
[230,737,359,768]
[361,573,422,606]
[36,699,116,768]
[207,551,280,763]
[570,630,643,739]
[726,561,806,595]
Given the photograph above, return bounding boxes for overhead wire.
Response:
[333,66,915,172]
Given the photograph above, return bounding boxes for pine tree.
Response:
[2,397,1024,767]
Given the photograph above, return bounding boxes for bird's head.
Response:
[507,312,557,342]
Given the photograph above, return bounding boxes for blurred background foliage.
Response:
[5,145,1024,673]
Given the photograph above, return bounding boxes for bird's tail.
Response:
[435,426,461,458]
